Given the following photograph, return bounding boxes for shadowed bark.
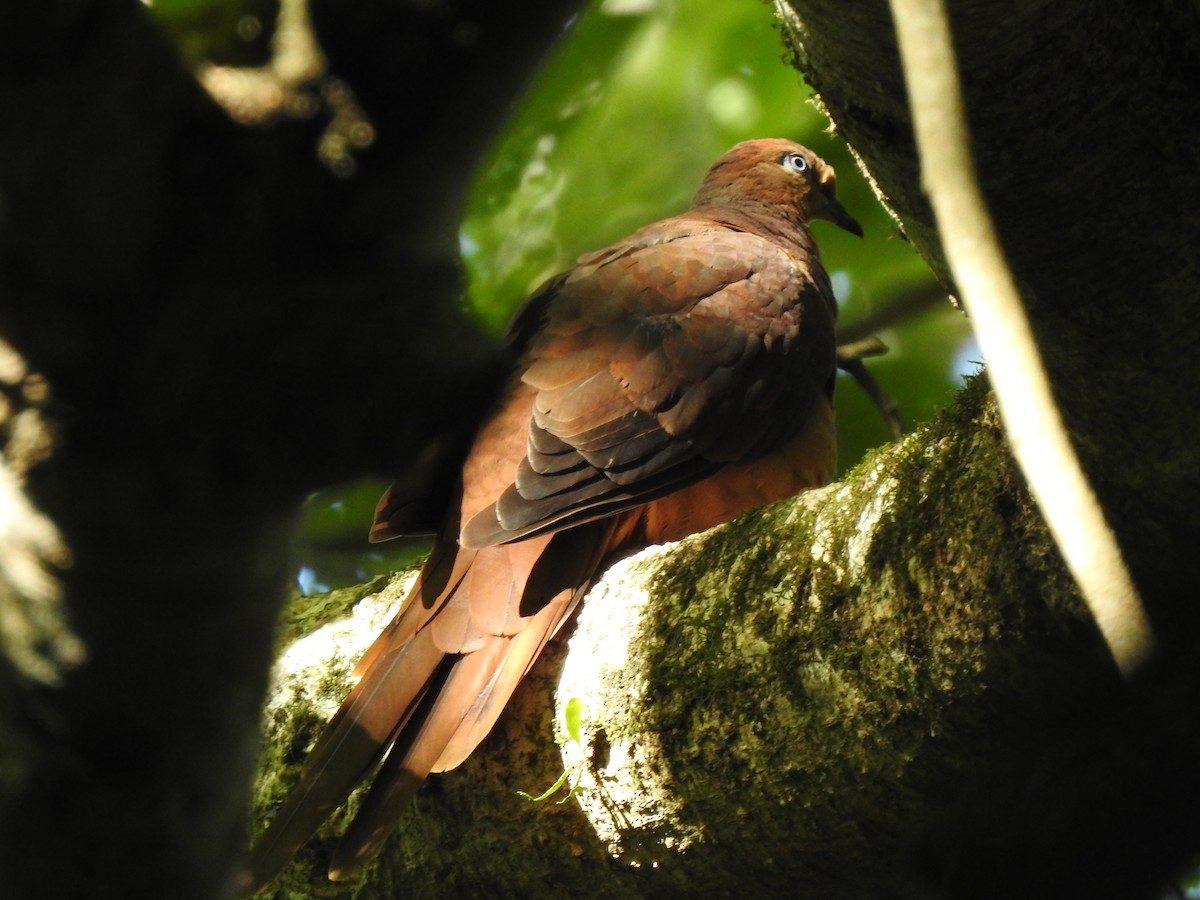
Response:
[772,4,1200,891]
[0,2,582,898]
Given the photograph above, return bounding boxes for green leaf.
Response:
[564,696,585,746]
[516,768,573,804]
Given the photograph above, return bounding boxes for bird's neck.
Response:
[692,203,820,260]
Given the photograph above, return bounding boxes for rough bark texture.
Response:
[777,0,1200,595]
[774,1,1200,894]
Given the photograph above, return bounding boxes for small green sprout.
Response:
[517,696,587,804]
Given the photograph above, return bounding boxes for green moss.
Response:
[585,374,1113,897]
[273,573,393,650]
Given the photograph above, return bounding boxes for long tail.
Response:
[242,519,618,892]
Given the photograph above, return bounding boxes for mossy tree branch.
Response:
[887,0,1151,674]
[250,376,1157,898]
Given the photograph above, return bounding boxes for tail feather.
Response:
[434,526,621,772]
[329,525,618,876]
[244,516,623,892]
[328,637,513,878]
[329,583,583,879]
[241,622,447,894]
[432,583,582,773]
[348,542,475,681]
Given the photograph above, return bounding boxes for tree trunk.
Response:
[772,5,1200,890]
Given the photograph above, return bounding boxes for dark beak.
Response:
[813,174,864,237]
[823,197,864,238]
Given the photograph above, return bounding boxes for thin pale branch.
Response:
[887,0,1154,675]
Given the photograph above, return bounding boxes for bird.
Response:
[242,138,861,892]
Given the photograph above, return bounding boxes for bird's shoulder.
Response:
[575,211,803,277]
[544,213,822,332]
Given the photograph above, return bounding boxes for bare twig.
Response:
[837,336,906,438]
[887,0,1154,675]
[836,279,948,345]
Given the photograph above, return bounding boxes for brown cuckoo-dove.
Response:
[243,137,861,892]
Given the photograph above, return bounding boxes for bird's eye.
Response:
[781,152,808,174]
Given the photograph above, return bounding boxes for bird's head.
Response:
[692,138,863,238]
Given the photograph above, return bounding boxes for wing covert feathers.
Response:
[461,227,835,549]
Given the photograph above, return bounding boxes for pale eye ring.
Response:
[781,152,808,174]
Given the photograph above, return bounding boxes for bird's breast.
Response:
[636,395,836,546]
